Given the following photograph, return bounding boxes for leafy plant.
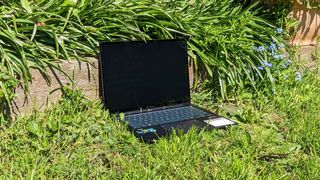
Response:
[0,0,292,117]
[300,0,320,9]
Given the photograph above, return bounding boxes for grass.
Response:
[1,64,320,179]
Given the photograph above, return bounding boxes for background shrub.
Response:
[0,0,292,117]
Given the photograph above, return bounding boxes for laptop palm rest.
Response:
[161,120,211,133]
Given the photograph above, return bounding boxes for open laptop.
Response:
[99,39,236,142]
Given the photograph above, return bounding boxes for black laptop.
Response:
[99,39,236,142]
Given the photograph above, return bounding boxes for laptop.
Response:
[99,39,236,142]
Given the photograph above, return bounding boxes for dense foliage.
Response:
[0,0,292,118]
[300,0,320,9]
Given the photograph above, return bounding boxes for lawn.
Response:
[1,64,319,179]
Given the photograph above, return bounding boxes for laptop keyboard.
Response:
[124,106,210,129]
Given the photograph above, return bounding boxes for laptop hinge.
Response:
[124,103,190,115]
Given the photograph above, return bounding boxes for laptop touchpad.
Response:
[204,117,236,127]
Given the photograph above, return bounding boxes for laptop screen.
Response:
[100,40,190,113]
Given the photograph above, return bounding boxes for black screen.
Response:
[100,40,190,113]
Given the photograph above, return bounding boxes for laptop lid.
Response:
[100,39,190,113]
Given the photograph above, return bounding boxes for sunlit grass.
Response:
[1,65,319,179]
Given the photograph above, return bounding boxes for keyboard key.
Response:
[124,106,209,129]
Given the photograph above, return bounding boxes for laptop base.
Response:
[133,116,235,143]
